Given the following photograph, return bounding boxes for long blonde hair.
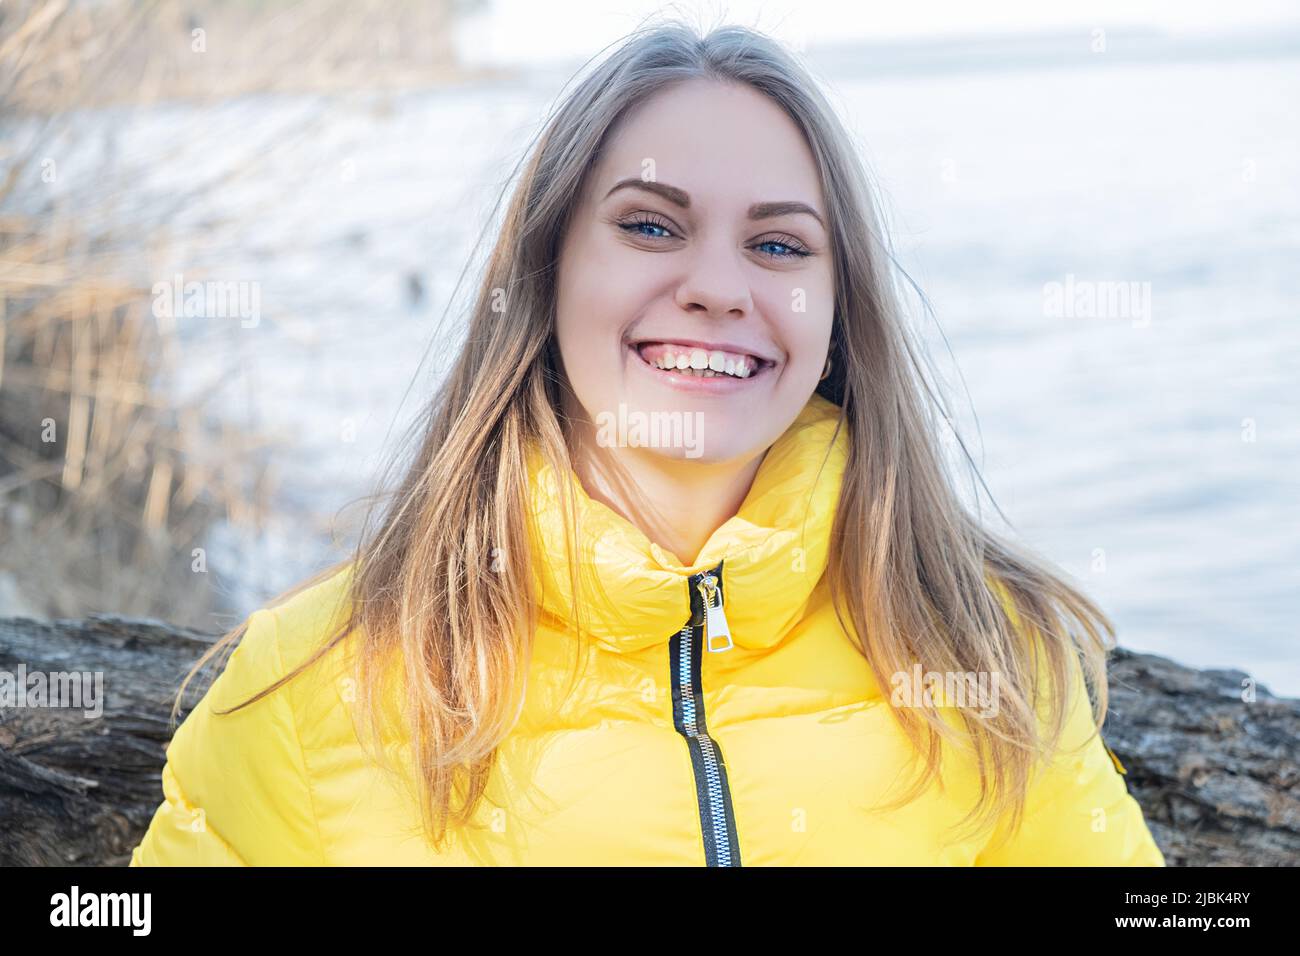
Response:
[175,19,1116,854]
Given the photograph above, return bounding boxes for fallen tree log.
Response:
[1,613,1296,866]
[0,615,219,866]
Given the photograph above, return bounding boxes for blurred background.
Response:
[1,0,1296,695]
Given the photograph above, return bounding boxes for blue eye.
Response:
[754,238,812,259]
[619,216,675,239]
[618,216,812,260]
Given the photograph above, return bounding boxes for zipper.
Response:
[669,562,742,866]
[697,572,734,652]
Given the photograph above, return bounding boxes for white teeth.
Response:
[641,344,762,378]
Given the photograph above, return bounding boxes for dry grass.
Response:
[1,0,488,115]
[0,1,392,624]
[0,279,279,624]
[1,0,488,623]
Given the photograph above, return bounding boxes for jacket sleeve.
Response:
[973,648,1165,866]
[129,608,325,866]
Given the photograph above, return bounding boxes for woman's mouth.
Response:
[629,341,775,384]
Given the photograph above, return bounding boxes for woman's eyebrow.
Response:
[602,177,824,228]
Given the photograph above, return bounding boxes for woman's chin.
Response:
[589,398,762,462]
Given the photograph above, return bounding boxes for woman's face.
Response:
[554,78,835,465]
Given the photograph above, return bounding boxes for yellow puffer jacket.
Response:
[130,393,1165,866]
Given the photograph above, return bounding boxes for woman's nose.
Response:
[672,240,754,319]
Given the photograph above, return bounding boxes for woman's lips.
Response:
[626,342,773,393]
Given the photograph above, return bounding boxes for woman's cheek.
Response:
[558,290,625,415]
[764,287,833,373]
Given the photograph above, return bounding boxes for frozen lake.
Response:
[23,35,1299,693]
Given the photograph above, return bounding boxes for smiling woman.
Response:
[554,78,834,564]
[129,20,1164,867]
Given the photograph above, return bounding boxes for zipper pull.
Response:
[697,573,733,652]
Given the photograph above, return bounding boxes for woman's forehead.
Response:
[590,87,825,220]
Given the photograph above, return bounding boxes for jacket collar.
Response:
[526,393,848,654]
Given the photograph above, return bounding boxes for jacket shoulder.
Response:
[973,650,1166,865]
[263,562,358,673]
[131,600,328,865]
[257,562,365,750]
[975,576,1165,865]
